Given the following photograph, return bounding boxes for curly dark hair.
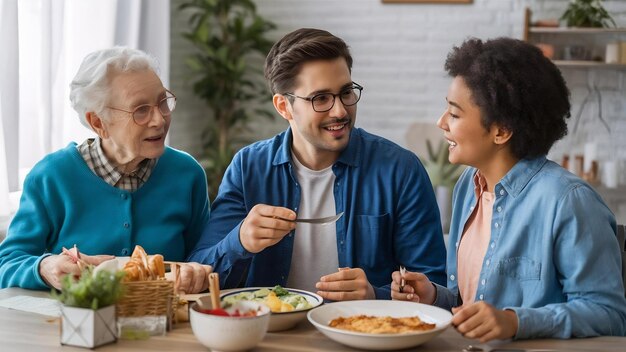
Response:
[444,37,571,159]
[264,28,353,95]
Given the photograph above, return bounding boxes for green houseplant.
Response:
[560,0,616,28]
[424,139,464,190]
[179,0,276,198]
[423,139,464,233]
[55,267,125,348]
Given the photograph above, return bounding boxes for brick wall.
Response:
[169,0,626,219]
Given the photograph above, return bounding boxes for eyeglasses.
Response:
[284,82,363,113]
[107,89,177,125]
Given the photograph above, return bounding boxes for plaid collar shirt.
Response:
[77,138,157,191]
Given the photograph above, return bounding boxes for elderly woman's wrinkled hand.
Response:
[39,253,114,290]
[176,262,212,294]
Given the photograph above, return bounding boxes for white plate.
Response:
[307,300,452,351]
[221,287,323,331]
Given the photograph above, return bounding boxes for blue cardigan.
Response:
[0,143,210,290]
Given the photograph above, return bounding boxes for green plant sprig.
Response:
[52,267,126,310]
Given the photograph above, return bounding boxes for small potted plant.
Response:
[53,266,125,348]
[560,0,616,28]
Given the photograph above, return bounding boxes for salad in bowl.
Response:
[221,285,323,331]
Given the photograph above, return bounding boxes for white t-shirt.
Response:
[286,153,339,292]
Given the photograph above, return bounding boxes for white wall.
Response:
[253,0,528,145]
[169,0,626,217]
[171,0,626,155]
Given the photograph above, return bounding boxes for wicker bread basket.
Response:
[116,279,175,318]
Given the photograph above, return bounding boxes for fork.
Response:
[291,212,344,225]
[62,245,90,271]
[399,265,407,293]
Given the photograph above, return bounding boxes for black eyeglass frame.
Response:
[283,82,363,113]
[106,89,177,125]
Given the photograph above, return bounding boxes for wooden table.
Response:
[1,288,624,351]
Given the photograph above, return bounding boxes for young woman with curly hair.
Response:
[391,37,626,341]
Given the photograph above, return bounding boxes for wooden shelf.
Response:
[530,27,626,34]
[553,60,626,69]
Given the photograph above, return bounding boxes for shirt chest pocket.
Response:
[355,213,391,267]
[495,257,541,281]
[356,213,390,230]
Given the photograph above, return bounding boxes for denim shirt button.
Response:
[450,274,455,281]
[497,206,502,212]
[490,242,495,249]
[494,222,499,229]
[479,294,484,300]
[499,189,505,196]
[481,279,486,285]
[486,259,490,266]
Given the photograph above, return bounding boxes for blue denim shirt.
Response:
[188,128,447,299]
[433,156,626,338]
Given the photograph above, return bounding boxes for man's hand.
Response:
[390,269,436,304]
[452,301,518,343]
[315,267,375,301]
[39,253,114,289]
[239,204,296,253]
[176,262,213,294]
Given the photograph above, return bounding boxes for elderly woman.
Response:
[392,38,626,341]
[0,47,211,293]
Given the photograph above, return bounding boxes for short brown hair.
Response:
[264,28,353,94]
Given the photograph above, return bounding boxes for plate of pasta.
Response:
[307,300,452,350]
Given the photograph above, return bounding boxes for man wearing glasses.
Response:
[189,28,446,300]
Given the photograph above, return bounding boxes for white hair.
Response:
[69,47,160,129]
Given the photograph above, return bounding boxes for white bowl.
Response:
[307,300,452,351]
[189,301,270,351]
[221,287,323,332]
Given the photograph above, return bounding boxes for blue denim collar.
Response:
[499,156,548,198]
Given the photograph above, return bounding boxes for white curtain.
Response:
[0,0,170,222]
[0,0,19,219]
